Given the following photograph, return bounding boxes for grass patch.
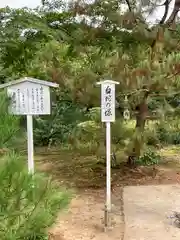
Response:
[160,145,180,156]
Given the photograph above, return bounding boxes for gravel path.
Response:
[124,184,180,240]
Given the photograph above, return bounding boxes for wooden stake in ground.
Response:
[97,79,119,229]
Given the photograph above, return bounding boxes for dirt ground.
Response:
[36,147,180,240]
[49,189,124,240]
[124,185,180,240]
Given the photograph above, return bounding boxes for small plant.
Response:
[136,148,161,166]
[0,152,71,240]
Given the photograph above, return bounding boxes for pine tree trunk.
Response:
[127,93,148,166]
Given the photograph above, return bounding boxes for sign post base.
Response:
[104,204,111,231]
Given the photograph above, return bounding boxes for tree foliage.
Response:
[1,0,180,164]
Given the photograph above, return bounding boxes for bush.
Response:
[0,91,21,149]
[33,101,86,146]
[156,122,171,144]
[156,119,180,145]
[70,107,103,154]
[172,131,180,144]
[0,151,71,240]
[111,119,134,145]
[136,148,161,166]
[145,120,160,146]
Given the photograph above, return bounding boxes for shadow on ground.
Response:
[35,146,180,189]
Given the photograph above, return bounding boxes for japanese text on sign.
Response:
[7,82,51,115]
[105,86,112,117]
[101,83,115,122]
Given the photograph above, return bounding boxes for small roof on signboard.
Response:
[0,77,59,89]
[96,79,119,85]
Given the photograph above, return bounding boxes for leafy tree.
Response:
[1,0,180,166]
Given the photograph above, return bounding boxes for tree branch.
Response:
[159,0,170,24]
[124,0,132,12]
[166,0,180,25]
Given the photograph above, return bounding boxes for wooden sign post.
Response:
[0,77,59,174]
[97,80,119,229]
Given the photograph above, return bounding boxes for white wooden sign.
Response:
[0,77,58,115]
[98,81,117,122]
[0,77,59,174]
[96,79,119,228]
[7,82,50,115]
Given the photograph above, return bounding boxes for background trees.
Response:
[1,2,180,238]
[1,0,180,165]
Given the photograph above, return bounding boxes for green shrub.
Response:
[156,119,180,145]
[111,119,134,145]
[156,122,172,144]
[146,132,159,146]
[145,123,159,146]
[34,101,86,146]
[71,108,103,154]
[172,131,180,144]
[0,91,21,148]
[136,148,161,166]
[0,151,71,240]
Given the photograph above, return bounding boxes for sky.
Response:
[0,0,176,24]
[0,0,41,9]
